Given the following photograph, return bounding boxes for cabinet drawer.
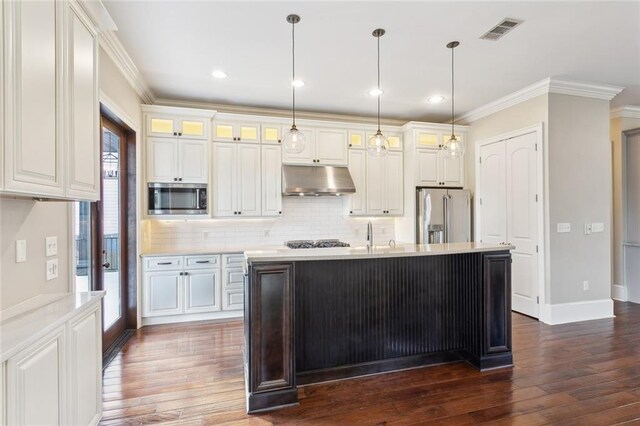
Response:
[224,268,244,290]
[222,254,244,267]
[185,255,220,269]
[145,256,183,271]
[223,290,244,311]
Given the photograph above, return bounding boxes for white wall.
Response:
[547,94,612,304]
[144,197,395,252]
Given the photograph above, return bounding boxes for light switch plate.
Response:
[557,223,571,233]
[16,240,27,263]
[592,223,604,233]
[584,223,593,235]
[46,258,58,281]
[45,236,58,257]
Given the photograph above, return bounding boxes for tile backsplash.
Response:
[144,197,397,251]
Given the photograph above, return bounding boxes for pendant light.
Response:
[367,28,390,157]
[282,14,306,154]
[443,41,465,159]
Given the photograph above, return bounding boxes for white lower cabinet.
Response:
[222,254,245,311]
[143,254,243,323]
[68,305,102,426]
[7,326,67,425]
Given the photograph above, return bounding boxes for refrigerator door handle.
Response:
[443,194,449,243]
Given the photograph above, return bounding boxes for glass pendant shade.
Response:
[367,130,390,157]
[282,125,306,154]
[443,134,465,159]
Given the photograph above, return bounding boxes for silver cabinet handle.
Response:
[195,260,210,264]
[157,262,172,265]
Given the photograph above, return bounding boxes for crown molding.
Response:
[611,106,640,120]
[99,30,155,104]
[141,104,216,119]
[78,0,117,32]
[154,98,408,127]
[457,77,625,124]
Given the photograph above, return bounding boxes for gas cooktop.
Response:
[285,239,351,249]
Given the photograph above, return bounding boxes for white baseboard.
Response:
[142,310,243,326]
[612,285,628,301]
[538,299,614,325]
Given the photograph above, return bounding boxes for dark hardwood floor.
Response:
[100,302,640,425]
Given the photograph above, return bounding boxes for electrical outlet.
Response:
[557,223,571,233]
[584,224,593,235]
[16,240,27,263]
[592,223,604,233]
[583,280,589,291]
[46,258,58,281]
[45,236,57,256]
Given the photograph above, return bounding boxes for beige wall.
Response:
[547,94,612,304]
[611,115,640,292]
[0,200,71,309]
[0,48,142,311]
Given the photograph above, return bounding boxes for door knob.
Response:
[102,262,110,269]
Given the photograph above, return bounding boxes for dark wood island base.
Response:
[243,245,513,413]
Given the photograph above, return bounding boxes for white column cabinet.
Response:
[261,145,283,216]
[365,152,403,216]
[347,150,367,215]
[212,143,261,217]
[366,155,386,215]
[7,326,67,425]
[385,152,404,215]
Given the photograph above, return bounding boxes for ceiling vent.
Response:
[480,18,523,41]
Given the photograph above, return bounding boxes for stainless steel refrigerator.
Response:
[416,188,472,244]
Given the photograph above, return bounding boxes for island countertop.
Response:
[244,242,513,262]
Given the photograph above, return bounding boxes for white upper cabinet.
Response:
[4,0,64,197]
[365,151,403,216]
[365,131,403,151]
[281,126,316,165]
[148,116,209,140]
[212,143,261,217]
[411,128,466,188]
[66,2,99,200]
[213,121,261,143]
[262,125,282,145]
[316,128,348,165]
[261,145,283,216]
[347,150,367,215]
[348,131,366,150]
[146,137,208,183]
[2,0,100,200]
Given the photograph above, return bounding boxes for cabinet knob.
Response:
[173,132,177,136]
[178,132,182,136]
[349,144,352,147]
[278,140,282,143]
[350,210,353,214]
[278,211,282,214]
[239,211,242,215]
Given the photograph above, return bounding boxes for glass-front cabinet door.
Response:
[262,125,282,144]
[179,118,207,139]
[348,131,365,149]
[416,131,440,149]
[147,116,177,138]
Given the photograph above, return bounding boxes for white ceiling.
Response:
[103,1,640,122]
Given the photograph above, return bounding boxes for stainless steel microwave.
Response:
[148,183,208,215]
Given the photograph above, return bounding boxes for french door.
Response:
[478,131,539,318]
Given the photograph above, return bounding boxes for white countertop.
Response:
[140,245,283,257]
[0,291,105,363]
[245,242,514,262]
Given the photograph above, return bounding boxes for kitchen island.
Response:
[243,242,513,413]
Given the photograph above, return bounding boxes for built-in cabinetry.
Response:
[261,145,283,216]
[212,143,262,217]
[213,121,261,143]
[1,293,103,426]
[281,127,348,166]
[347,149,403,216]
[142,254,243,325]
[1,0,100,201]
[406,126,466,188]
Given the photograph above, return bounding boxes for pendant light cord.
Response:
[377,34,381,133]
[292,21,296,128]
[451,45,455,138]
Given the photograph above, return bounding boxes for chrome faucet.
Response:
[366,221,373,249]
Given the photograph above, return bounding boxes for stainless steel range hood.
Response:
[282,165,356,196]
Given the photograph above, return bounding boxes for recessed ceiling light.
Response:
[211,70,227,79]
[291,80,305,87]
[427,95,445,104]
[369,87,383,96]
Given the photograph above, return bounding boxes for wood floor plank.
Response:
[99,301,640,424]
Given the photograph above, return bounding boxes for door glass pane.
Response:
[388,135,401,149]
[264,127,279,142]
[181,120,204,136]
[215,124,234,139]
[74,202,91,293]
[350,133,363,147]
[150,118,174,134]
[418,132,439,146]
[102,128,121,330]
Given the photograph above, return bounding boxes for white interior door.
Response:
[506,133,539,318]
[479,142,507,246]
